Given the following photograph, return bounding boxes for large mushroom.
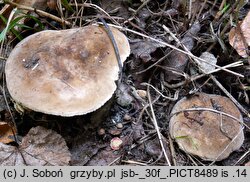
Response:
[169,92,244,161]
[5,25,130,116]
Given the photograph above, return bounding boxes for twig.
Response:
[121,160,148,166]
[161,61,243,89]
[234,149,250,166]
[95,22,244,78]
[141,82,179,101]
[135,53,170,74]
[69,2,120,25]
[133,0,151,16]
[108,157,121,166]
[209,127,244,166]
[147,84,172,166]
[4,0,72,26]
[170,107,249,130]
[162,25,243,77]
[168,133,177,166]
[210,75,250,118]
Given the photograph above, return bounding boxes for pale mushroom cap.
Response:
[169,93,244,161]
[5,25,130,116]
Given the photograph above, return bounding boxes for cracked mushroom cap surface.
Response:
[5,25,130,116]
[169,92,244,161]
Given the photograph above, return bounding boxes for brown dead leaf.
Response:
[164,21,200,81]
[130,39,165,62]
[70,132,106,166]
[0,126,71,166]
[229,10,250,58]
[0,121,17,144]
[145,136,171,164]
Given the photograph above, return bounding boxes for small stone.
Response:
[123,114,131,121]
[116,83,133,107]
[199,52,217,73]
[110,137,123,150]
[116,123,123,129]
[137,89,147,99]
[108,129,122,136]
[98,128,105,136]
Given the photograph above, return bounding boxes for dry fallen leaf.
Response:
[130,39,165,62]
[229,10,250,58]
[70,132,106,166]
[0,121,17,144]
[0,126,71,166]
[164,22,201,81]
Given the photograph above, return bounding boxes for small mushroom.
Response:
[5,25,130,116]
[169,92,244,161]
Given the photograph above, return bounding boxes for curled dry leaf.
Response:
[0,126,71,166]
[0,121,17,144]
[229,10,250,58]
[164,22,201,81]
[130,39,165,62]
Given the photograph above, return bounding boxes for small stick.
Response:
[162,25,244,77]
[147,84,172,166]
[121,160,148,166]
[210,75,250,118]
[141,82,179,101]
[233,149,250,166]
[69,2,120,25]
[4,0,72,26]
[168,133,177,166]
[133,0,151,16]
[95,22,244,78]
[170,107,249,130]
[209,127,244,166]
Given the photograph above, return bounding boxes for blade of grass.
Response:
[0,13,44,42]
[61,0,74,12]
[0,7,17,52]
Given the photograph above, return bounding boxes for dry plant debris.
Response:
[169,92,244,161]
[0,126,70,165]
[0,0,50,31]
[5,25,130,116]
[0,121,16,143]
[229,10,250,58]
[130,39,165,62]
